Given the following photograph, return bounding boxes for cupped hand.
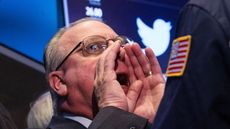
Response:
[93,41,143,112]
[124,43,165,123]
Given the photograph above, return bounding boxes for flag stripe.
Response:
[167,69,182,73]
[168,66,183,71]
[166,35,191,77]
[169,61,185,65]
[168,63,184,68]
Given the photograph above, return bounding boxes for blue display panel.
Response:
[63,0,188,73]
[0,0,63,63]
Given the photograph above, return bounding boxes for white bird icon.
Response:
[136,17,172,56]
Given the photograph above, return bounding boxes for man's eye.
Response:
[88,44,100,51]
[85,42,103,53]
[85,41,108,55]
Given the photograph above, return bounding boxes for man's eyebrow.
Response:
[104,33,117,40]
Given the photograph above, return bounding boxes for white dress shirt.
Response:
[64,114,92,128]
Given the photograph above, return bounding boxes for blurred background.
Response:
[0,0,188,128]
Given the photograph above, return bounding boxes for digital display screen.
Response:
[0,0,63,63]
[63,0,188,73]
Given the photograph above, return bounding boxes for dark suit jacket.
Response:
[153,0,230,129]
[89,107,151,129]
[47,116,87,129]
[47,108,150,129]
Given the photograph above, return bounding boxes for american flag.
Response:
[166,35,191,77]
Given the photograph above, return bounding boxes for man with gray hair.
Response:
[43,17,165,129]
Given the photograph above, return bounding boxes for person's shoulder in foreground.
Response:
[0,103,18,129]
[152,0,230,129]
[188,0,230,37]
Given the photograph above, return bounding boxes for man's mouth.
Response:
[117,73,129,93]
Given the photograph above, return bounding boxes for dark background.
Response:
[65,0,189,72]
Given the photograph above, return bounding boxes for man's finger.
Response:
[126,80,143,112]
[145,48,162,74]
[132,43,151,77]
[124,44,145,78]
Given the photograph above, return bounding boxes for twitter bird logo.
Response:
[136,17,172,56]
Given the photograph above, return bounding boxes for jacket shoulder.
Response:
[186,0,230,38]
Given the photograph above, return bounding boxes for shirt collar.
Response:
[63,114,92,128]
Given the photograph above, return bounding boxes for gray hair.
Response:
[27,91,53,128]
[43,17,103,115]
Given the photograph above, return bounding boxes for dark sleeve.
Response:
[152,3,230,129]
[89,106,151,129]
[0,103,18,129]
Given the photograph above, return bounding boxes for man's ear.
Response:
[48,71,68,96]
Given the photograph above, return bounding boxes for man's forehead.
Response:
[70,20,109,31]
[58,20,117,49]
[62,21,116,42]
